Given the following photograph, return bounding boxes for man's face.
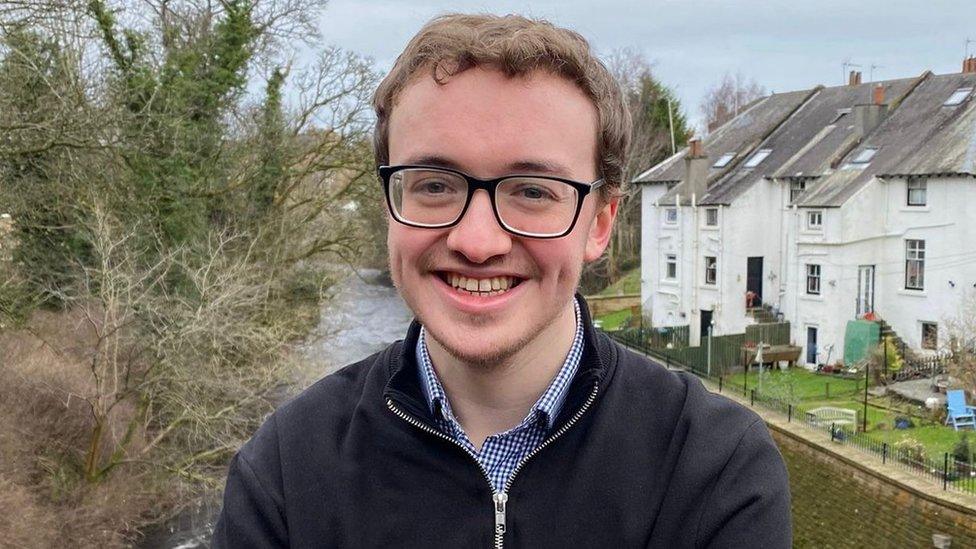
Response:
[386,67,616,366]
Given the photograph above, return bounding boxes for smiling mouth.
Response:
[437,272,525,297]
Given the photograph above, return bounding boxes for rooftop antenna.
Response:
[869,64,884,83]
[967,38,975,59]
[842,58,861,84]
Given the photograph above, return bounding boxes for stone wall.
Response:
[583,293,639,318]
[772,427,976,547]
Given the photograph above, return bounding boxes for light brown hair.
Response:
[372,13,631,200]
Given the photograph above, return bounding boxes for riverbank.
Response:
[137,269,413,548]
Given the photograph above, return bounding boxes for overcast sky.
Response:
[314,0,976,130]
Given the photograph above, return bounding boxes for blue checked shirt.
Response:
[416,300,584,493]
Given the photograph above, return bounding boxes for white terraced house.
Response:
[636,59,976,367]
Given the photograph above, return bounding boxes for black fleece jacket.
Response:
[213,299,791,548]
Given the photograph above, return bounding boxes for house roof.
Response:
[640,70,976,208]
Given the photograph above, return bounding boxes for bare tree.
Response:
[699,71,766,134]
[943,291,976,394]
[581,48,690,290]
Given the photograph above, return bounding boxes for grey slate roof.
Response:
[640,70,976,208]
[798,71,976,206]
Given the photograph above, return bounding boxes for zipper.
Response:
[386,381,600,549]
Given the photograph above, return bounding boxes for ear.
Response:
[584,196,619,262]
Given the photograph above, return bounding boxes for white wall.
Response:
[782,175,976,365]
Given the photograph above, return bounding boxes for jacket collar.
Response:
[383,293,616,430]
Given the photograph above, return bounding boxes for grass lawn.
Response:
[598,267,640,296]
[595,308,632,331]
[723,368,865,401]
[720,368,973,457]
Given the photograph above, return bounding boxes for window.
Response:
[829,108,851,124]
[907,177,927,206]
[743,148,772,168]
[905,239,925,290]
[851,147,877,164]
[705,207,718,226]
[665,254,677,279]
[712,152,736,168]
[944,87,973,107]
[806,210,823,229]
[790,179,807,203]
[921,322,938,350]
[704,256,717,285]
[806,264,821,295]
[665,208,678,224]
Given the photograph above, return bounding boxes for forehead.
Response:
[387,67,599,179]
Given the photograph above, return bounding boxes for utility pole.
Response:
[863,359,870,432]
[667,98,676,155]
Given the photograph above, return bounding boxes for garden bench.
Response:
[805,406,857,431]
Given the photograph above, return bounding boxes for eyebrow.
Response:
[401,154,575,178]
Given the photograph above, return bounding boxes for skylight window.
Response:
[851,147,877,164]
[830,108,852,124]
[712,152,736,168]
[944,87,973,107]
[743,149,772,168]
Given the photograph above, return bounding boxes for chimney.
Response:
[848,70,862,86]
[964,57,976,74]
[683,138,709,199]
[872,83,885,105]
[853,86,888,139]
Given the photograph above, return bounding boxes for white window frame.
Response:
[705,207,719,227]
[665,254,677,280]
[712,152,736,168]
[851,147,877,165]
[743,149,772,168]
[664,207,678,225]
[944,87,973,107]
[806,210,823,230]
[790,179,806,203]
[806,264,821,295]
[704,256,717,285]
[905,239,925,290]
[907,177,927,206]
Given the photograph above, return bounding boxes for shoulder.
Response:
[237,342,397,467]
[605,337,763,439]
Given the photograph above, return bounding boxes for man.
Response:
[214,14,790,548]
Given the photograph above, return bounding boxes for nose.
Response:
[445,190,512,263]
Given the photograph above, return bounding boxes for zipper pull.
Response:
[493,492,508,535]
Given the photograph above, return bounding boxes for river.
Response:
[138,269,413,548]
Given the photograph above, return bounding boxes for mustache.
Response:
[417,249,540,278]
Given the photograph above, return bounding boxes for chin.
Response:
[425,320,532,369]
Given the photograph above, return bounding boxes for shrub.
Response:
[953,434,973,464]
[894,437,927,464]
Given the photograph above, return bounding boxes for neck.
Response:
[425,300,578,450]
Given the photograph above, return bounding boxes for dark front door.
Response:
[700,309,713,342]
[806,327,818,365]
[747,257,763,306]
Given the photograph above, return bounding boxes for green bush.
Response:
[953,433,972,464]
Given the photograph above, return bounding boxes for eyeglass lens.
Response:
[388,168,580,237]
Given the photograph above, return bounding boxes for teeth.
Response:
[445,273,518,295]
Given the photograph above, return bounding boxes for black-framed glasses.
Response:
[378,165,604,238]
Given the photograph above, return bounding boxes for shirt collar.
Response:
[415,298,584,431]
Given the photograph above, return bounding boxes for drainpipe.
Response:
[792,203,801,342]
[691,192,700,345]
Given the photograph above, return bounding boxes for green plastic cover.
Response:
[844,320,880,366]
